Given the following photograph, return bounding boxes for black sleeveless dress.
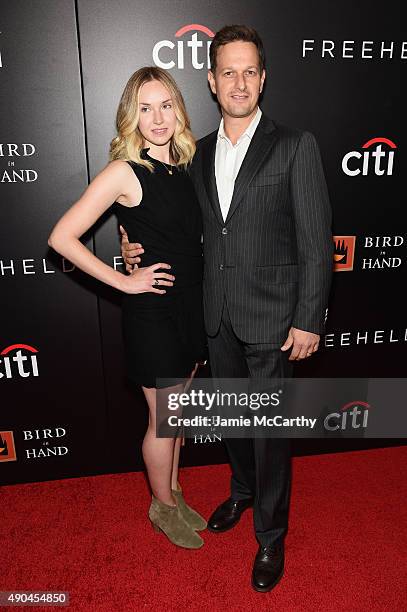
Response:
[113,148,207,388]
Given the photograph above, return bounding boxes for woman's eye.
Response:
[140,107,150,112]
[162,104,172,109]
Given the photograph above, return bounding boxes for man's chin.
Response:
[225,105,257,119]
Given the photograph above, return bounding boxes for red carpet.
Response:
[1,447,406,611]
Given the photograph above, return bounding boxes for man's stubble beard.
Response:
[223,103,259,120]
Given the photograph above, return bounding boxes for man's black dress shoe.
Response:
[251,542,285,592]
[207,497,253,532]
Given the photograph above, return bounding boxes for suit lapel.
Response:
[200,114,279,226]
[225,114,278,224]
[202,132,224,226]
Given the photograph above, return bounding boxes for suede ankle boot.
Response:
[148,495,204,549]
[172,483,207,531]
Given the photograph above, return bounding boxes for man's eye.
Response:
[224,71,233,77]
[247,70,256,75]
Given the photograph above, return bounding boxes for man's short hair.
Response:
[209,25,266,74]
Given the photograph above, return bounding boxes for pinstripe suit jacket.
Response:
[189,112,334,343]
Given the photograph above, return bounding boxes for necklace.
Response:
[144,149,175,175]
[156,159,174,175]
[143,148,172,174]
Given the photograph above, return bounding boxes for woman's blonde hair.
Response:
[109,66,195,171]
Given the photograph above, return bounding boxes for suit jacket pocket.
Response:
[255,263,298,283]
[249,172,286,187]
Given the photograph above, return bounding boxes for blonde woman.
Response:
[48,67,207,548]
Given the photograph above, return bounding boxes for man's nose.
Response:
[235,73,247,90]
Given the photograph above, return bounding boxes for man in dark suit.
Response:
[122,25,333,592]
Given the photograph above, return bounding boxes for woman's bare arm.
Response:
[48,160,174,294]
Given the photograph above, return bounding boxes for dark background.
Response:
[1,0,405,485]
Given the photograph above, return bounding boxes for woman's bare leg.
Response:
[142,383,184,506]
[170,363,200,490]
[171,437,182,491]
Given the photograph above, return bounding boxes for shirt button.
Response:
[219,264,224,270]
[222,227,228,235]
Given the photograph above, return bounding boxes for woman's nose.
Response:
[153,111,164,124]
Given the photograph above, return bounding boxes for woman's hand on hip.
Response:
[120,262,174,294]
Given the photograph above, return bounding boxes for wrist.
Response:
[113,270,130,293]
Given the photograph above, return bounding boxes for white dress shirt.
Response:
[215,106,262,222]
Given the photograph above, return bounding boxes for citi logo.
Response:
[0,343,39,380]
[324,401,370,432]
[152,24,215,70]
[342,137,396,176]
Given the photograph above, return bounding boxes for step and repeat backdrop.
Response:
[1,0,405,485]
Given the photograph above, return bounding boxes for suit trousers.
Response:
[207,296,294,547]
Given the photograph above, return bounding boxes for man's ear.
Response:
[208,69,216,95]
[259,69,266,94]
